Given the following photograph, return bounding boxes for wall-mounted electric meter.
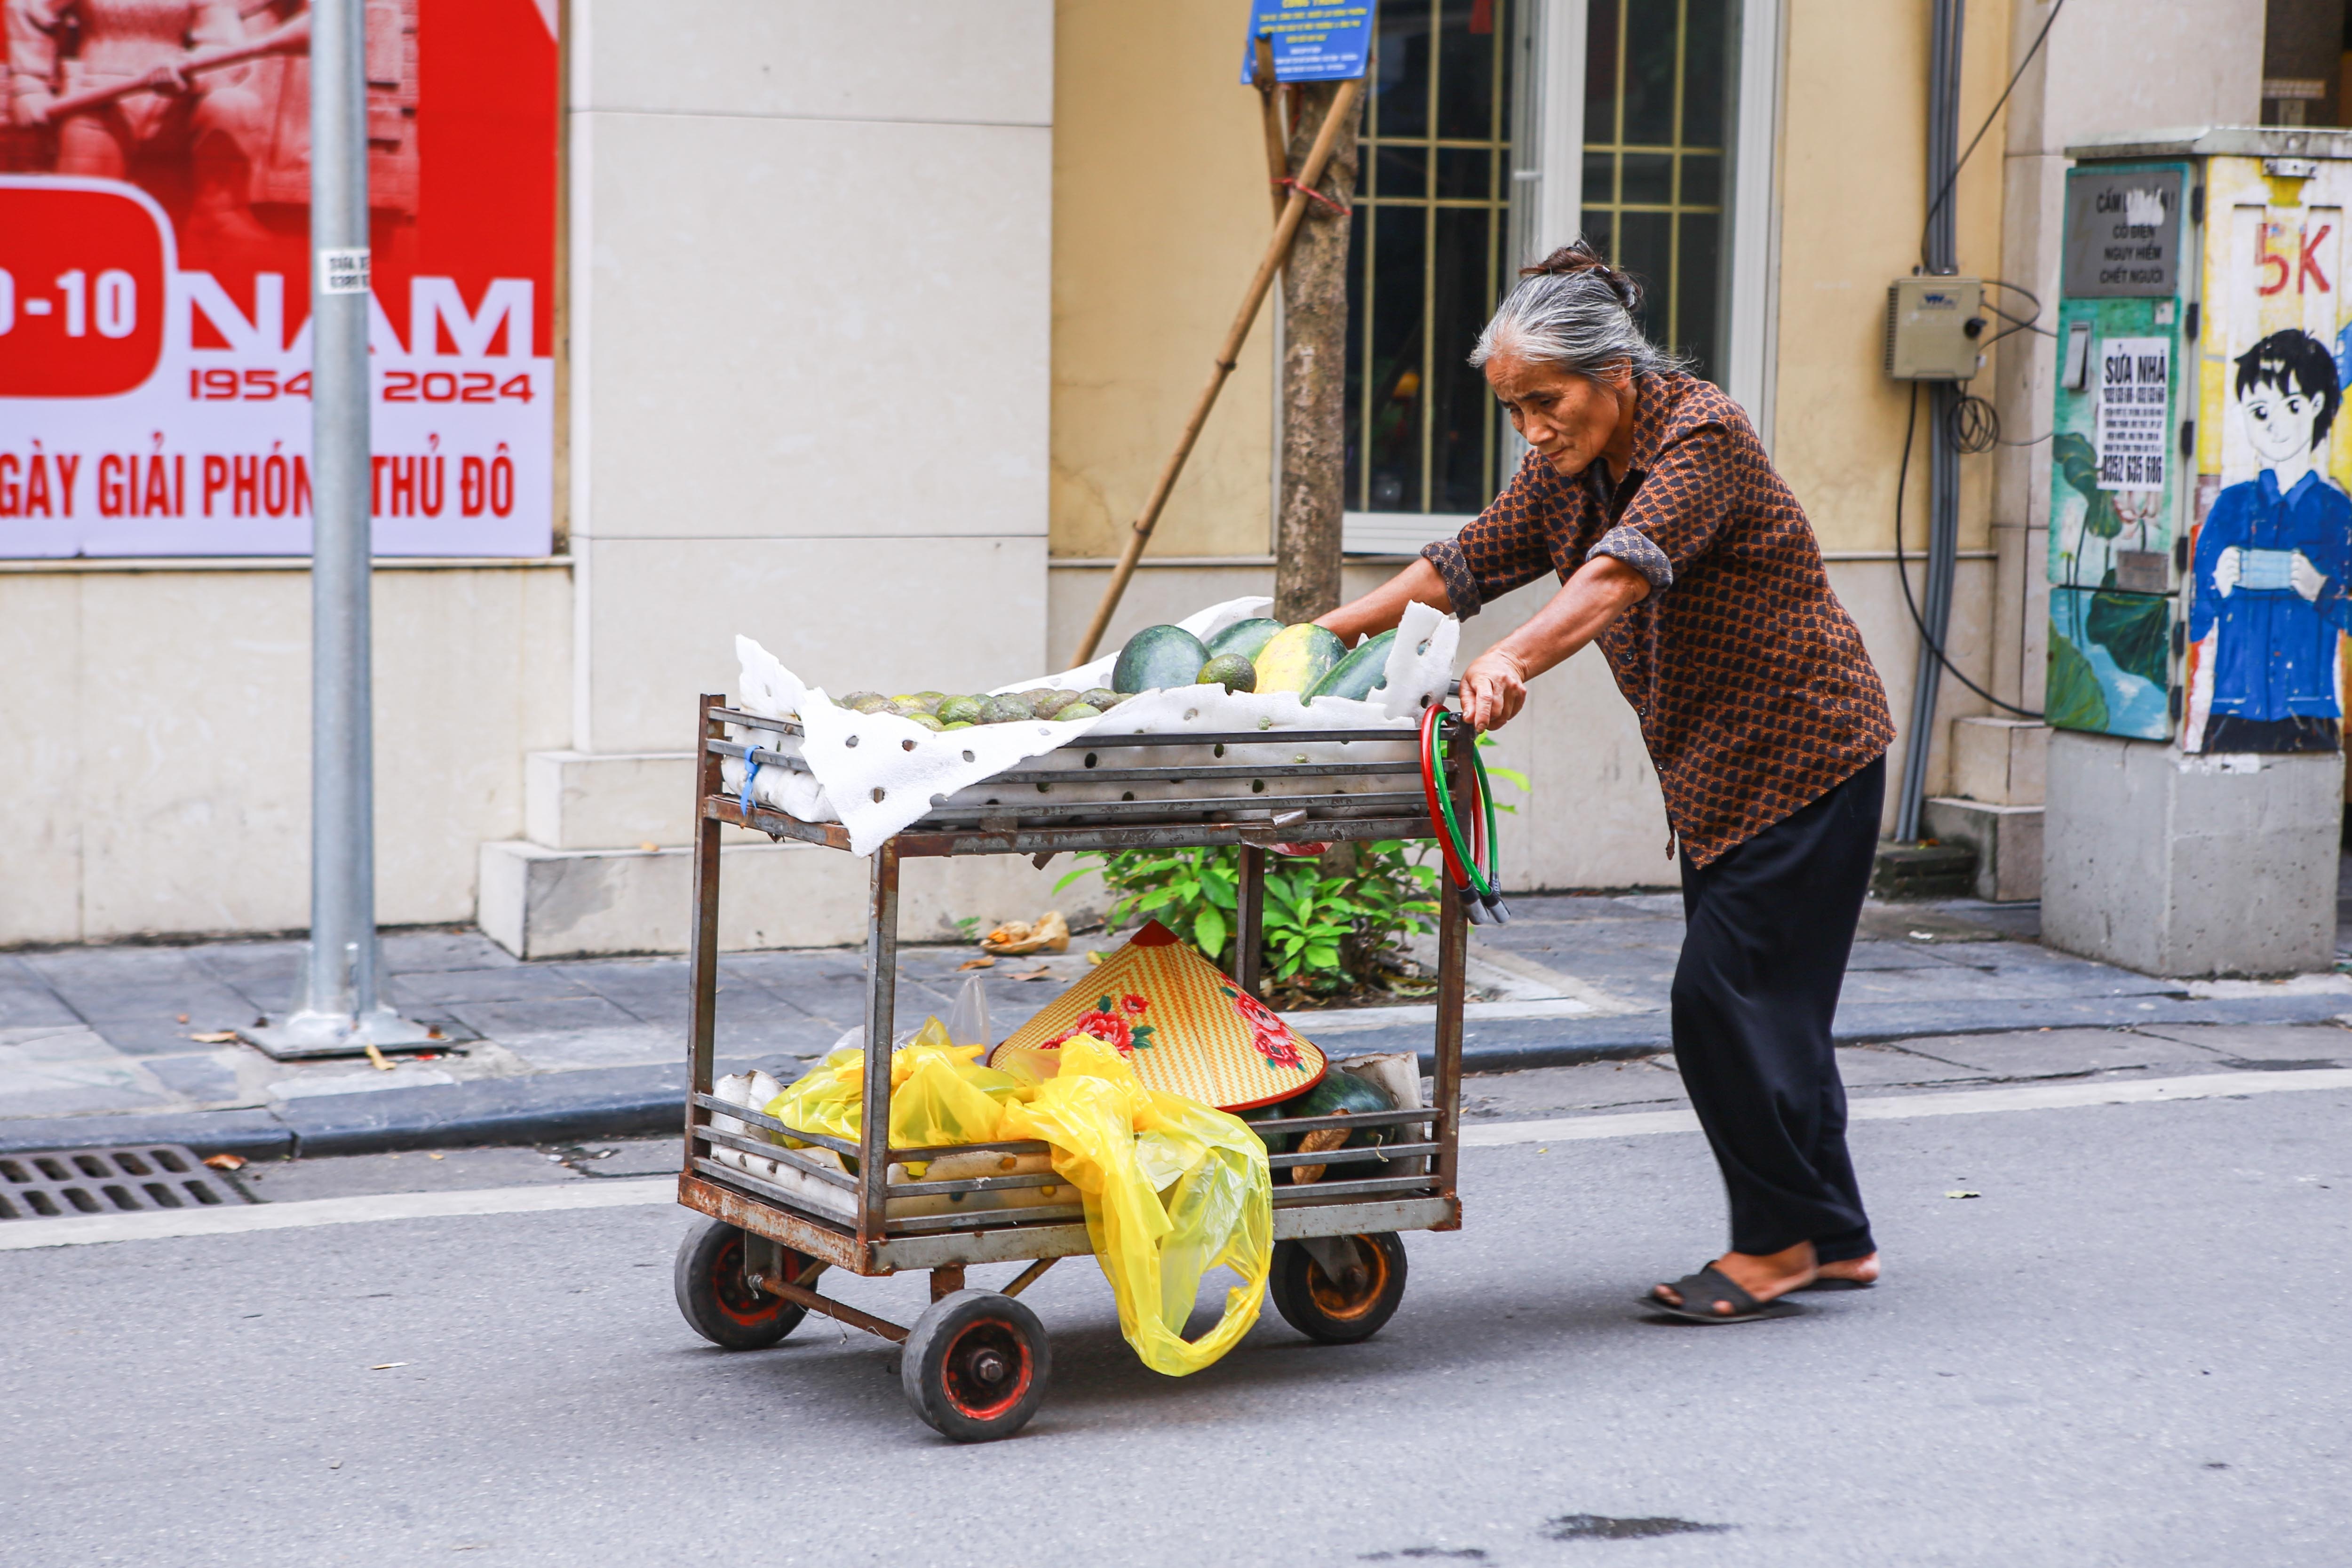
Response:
[1884,276,1986,380]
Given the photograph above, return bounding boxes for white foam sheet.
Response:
[729,597,1460,854]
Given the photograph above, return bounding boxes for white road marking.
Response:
[1460,1067,2352,1147]
[0,1176,676,1252]
[6,1069,2348,1253]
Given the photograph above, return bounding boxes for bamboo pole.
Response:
[1253,40,1289,223]
[1068,73,1364,669]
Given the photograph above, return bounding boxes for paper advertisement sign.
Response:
[0,0,556,557]
[1239,0,1374,83]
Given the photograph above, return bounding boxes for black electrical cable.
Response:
[1946,392,2000,454]
[1919,0,2071,269]
[1894,382,2045,718]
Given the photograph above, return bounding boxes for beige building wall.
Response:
[0,561,570,946]
[1049,0,1279,565]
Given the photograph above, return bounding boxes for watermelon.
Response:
[1111,624,1211,694]
[1305,629,1398,703]
[1253,623,1347,694]
[1204,617,1284,663]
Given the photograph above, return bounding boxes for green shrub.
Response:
[1057,841,1441,992]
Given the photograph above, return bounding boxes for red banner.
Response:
[0,0,556,555]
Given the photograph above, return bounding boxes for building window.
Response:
[1346,0,1518,517]
[1580,0,1736,382]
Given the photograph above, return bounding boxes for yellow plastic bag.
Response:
[763,1017,1023,1154]
[999,1035,1272,1377]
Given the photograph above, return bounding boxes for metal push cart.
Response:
[670,693,1471,1441]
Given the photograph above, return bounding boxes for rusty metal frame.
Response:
[678,695,1474,1336]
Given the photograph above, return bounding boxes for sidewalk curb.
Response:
[4,996,2346,1162]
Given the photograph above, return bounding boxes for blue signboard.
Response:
[1239,0,1374,83]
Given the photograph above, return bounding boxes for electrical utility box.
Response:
[2042,129,2351,980]
[2048,128,2352,752]
[1884,276,1985,379]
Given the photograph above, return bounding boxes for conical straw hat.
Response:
[988,921,1327,1111]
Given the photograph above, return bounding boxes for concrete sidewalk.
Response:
[5,890,2352,1159]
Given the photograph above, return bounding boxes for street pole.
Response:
[250,0,430,1054]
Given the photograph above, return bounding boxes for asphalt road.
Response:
[4,1083,2348,1567]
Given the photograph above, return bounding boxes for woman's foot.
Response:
[1651,1240,1817,1316]
[1811,1252,1880,1288]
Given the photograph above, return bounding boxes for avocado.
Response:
[907,712,945,731]
[1055,702,1103,721]
[980,695,1035,725]
[1197,653,1257,693]
[1111,624,1212,694]
[935,695,985,726]
[1080,688,1123,710]
[1026,688,1077,718]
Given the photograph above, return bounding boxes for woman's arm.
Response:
[1314,557,1453,644]
[1457,555,1650,730]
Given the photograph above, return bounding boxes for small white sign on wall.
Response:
[2095,335,2170,491]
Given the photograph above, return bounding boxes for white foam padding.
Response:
[729,596,1460,855]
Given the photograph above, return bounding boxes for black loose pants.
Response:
[1670,754,1884,1263]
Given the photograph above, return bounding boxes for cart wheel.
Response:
[1270,1232,1408,1344]
[673,1217,810,1350]
[901,1289,1050,1442]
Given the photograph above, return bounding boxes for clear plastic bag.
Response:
[999,1035,1272,1377]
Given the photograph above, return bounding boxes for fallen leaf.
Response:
[1945,1190,1981,1200]
[186,1030,241,1044]
[638,841,659,852]
[957,957,996,970]
[175,1013,190,1024]
[425,1025,445,1040]
[427,1152,444,1161]
[1085,950,1107,966]
[202,1153,247,1171]
[367,1362,409,1370]
[1012,969,1053,982]
[252,1016,269,1028]
[365,1043,394,1072]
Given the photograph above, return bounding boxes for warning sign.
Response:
[2095,336,2170,491]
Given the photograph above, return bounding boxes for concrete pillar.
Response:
[2042,732,2341,976]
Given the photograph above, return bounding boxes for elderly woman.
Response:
[1318,243,1896,1323]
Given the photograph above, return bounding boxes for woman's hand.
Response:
[1460,647,1530,731]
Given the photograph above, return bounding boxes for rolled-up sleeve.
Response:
[1419,457,1559,619]
[1586,422,1740,593]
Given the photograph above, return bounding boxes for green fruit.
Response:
[1111,624,1211,694]
[942,720,974,730]
[1253,623,1347,693]
[1204,617,1284,662]
[1285,1068,1399,1179]
[908,712,945,732]
[1304,629,1398,703]
[840,691,891,714]
[1026,688,1076,718]
[1055,702,1103,721]
[1197,653,1257,693]
[980,695,1035,724]
[1236,1099,1297,1155]
[935,695,984,725]
[1080,688,1122,710]
[910,691,947,713]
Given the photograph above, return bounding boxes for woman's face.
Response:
[1485,351,1632,478]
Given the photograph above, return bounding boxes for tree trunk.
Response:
[1273,80,1361,625]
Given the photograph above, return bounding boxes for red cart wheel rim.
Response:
[708,1233,788,1328]
[1304,1238,1392,1323]
[939,1317,1033,1422]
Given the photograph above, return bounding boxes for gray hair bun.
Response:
[1470,238,1685,378]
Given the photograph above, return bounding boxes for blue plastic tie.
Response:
[739,751,762,816]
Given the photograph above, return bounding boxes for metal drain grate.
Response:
[0,1145,252,1221]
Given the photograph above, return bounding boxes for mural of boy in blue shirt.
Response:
[2189,329,2352,753]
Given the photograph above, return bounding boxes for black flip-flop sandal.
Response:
[1793,1275,1875,1292]
[1638,1265,1800,1324]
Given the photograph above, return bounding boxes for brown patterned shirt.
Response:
[1423,371,1893,867]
